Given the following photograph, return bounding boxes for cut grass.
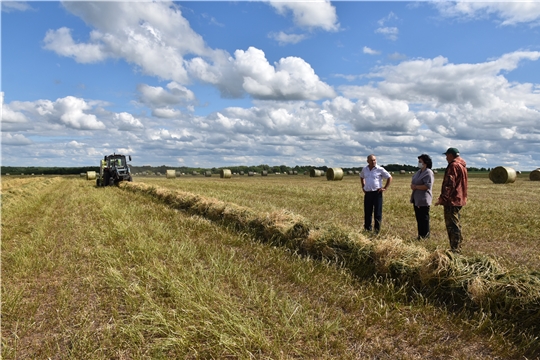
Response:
[0,176,536,358]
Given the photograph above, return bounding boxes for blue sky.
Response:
[2,1,540,170]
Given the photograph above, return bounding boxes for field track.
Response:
[1,176,539,359]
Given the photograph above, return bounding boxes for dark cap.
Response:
[443,147,460,156]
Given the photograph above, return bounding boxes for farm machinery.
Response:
[96,153,133,187]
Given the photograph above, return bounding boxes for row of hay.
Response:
[120,181,540,339]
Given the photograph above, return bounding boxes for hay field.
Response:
[140,172,540,271]
[1,175,538,359]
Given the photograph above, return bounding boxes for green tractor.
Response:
[97,153,133,187]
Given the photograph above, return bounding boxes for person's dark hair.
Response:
[418,154,432,169]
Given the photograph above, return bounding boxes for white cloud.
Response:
[2,133,33,146]
[1,1,33,13]
[268,0,340,31]
[435,1,540,26]
[114,112,144,130]
[43,27,107,63]
[375,27,399,41]
[363,46,381,55]
[269,31,308,45]
[137,82,196,108]
[232,47,336,100]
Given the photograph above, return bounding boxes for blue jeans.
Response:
[364,191,383,232]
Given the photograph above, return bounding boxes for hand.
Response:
[410,184,415,190]
[379,188,387,192]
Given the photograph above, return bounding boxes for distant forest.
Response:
[1,164,493,176]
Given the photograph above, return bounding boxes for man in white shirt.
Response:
[360,154,392,234]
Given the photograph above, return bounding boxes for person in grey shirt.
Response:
[410,154,434,239]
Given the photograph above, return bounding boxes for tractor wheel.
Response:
[109,177,115,186]
[128,175,133,182]
[103,172,111,187]
[96,178,100,187]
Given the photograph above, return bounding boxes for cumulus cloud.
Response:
[268,0,340,31]
[114,112,144,130]
[231,47,336,100]
[375,27,399,41]
[363,46,381,55]
[435,1,540,26]
[137,82,196,108]
[269,31,308,45]
[2,133,33,146]
[43,2,333,102]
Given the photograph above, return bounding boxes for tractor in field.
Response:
[96,153,133,187]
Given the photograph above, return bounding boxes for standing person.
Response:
[360,154,392,234]
[435,148,468,253]
[410,154,434,240]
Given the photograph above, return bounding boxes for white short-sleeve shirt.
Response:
[360,165,392,191]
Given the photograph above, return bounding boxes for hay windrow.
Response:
[119,181,540,338]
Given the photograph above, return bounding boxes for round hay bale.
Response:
[354,170,359,174]
[248,171,254,176]
[304,171,308,175]
[326,168,344,181]
[347,170,353,175]
[530,169,540,181]
[192,171,199,176]
[261,170,268,176]
[205,171,212,177]
[80,173,86,178]
[166,170,176,179]
[220,169,232,179]
[309,169,323,177]
[287,171,293,175]
[489,166,517,184]
[86,171,97,180]
[400,170,406,174]
[293,170,298,175]
[240,171,245,176]
[433,170,438,174]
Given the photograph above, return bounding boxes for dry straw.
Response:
[530,168,540,181]
[166,170,176,179]
[326,168,344,181]
[86,171,97,180]
[220,169,232,179]
[489,166,517,184]
[119,182,540,339]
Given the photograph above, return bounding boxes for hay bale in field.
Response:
[248,171,254,176]
[489,166,517,184]
[205,171,212,177]
[400,170,406,174]
[304,171,308,175]
[6,173,10,176]
[309,169,324,177]
[86,171,97,180]
[166,170,176,179]
[516,171,522,175]
[354,170,359,174]
[433,170,438,174]
[293,171,298,175]
[530,169,540,181]
[326,168,344,181]
[240,171,245,176]
[220,169,232,178]
[261,170,268,176]
[80,173,86,177]
[192,171,199,176]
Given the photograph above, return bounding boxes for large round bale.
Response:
[326,168,344,181]
[166,170,176,179]
[240,171,245,176]
[530,168,540,181]
[205,171,212,177]
[400,170,406,174]
[220,169,232,178]
[489,166,517,184]
[248,171,254,176]
[309,169,323,177]
[86,171,97,180]
[293,170,298,175]
[192,171,199,176]
[261,170,268,176]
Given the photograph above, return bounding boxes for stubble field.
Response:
[1,173,539,359]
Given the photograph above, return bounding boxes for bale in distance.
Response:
[530,169,540,181]
[293,170,298,175]
[489,166,517,184]
[220,169,232,179]
[310,169,323,177]
[248,171,254,176]
[347,170,353,175]
[400,170,406,174]
[205,171,212,177]
[80,173,86,178]
[192,171,199,176]
[166,170,176,179]
[261,170,268,176]
[86,171,97,180]
[240,171,245,176]
[326,168,344,181]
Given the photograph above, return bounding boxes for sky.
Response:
[2,1,540,170]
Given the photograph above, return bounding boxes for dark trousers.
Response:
[364,191,383,232]
[444,206,463,252]
[413,205,430,239]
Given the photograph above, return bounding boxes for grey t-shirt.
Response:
[410,168,434,206]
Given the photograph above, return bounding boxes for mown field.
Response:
[1,174,539,359]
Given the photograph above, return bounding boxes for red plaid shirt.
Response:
[438,157,468,206]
